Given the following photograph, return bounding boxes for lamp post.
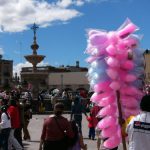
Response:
[61,74,64,92]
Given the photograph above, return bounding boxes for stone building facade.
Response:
[21,49,150,96]
[0,55,13,88]
[21,61,89,96]
[48,68,89,91]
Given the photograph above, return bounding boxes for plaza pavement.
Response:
[23,114,128,150]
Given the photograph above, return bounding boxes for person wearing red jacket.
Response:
[39,102,74,150]
[7,99,23,150]
[90,104,101,128]
[86,113,95,140]
[90,104,102,150]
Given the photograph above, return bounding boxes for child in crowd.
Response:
[86,113,95,140]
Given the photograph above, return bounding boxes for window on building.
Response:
[3,66,10,76]
[52,85,57,88]
[4,79,9,85]
[148,73,150,79]
[79,84,84,87]
[66,85,71,88]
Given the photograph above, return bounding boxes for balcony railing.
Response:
[21,67,49,72]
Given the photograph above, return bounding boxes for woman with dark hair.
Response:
[39,102,74,150]
[68,120,87,150]
[126,95,150,150]
[0,105,11,150]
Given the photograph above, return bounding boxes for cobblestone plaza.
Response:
[24,114,126,150]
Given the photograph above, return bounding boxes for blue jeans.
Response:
[89,127,95,139]
[1,128,11,150]
[74,114,82,134]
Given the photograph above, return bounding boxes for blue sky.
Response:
[0,0,149,75]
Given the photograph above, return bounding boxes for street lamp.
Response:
[61,74,63,91]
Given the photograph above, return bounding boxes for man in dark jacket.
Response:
[70,96,87,134]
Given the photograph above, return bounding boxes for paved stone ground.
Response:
[23,114,128,150]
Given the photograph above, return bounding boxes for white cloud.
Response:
[75,0,85,6]
[56,0,73,8]
[0,0,115,32]
[0,48,4,56]
[85,0,118,3]
[0,0,86,32]
[13,61,49,76]
[56,0,85,7]
[0,48,4,55]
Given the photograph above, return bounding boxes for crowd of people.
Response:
[0,89,32,150]
[36,89,89,113]
[39,101,87,150]
[38,93,150,150]
[0,86,150,150]
[37,90,109,150]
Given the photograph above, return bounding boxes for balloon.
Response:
[131,66,144,77]
[133,47,145,57]
[117,40,129,51]
[106,57,120,67]
[106,44,117,56]
[108,31,118,44]
[121,95,137,101]
[89,32,108,46]
[117,38,138,52]
[88,29,104,36]
[103,134,121,149]
[97,116,117,129]
[90,65,107,75]
[121,96,139,108]
[98,104,117,117]
[116,51,128,60]
[98,95,116,107]
[85,56,97,63]
[91,48,102,56]
[91,59,106,69]
[109,81,121,90]
[90,92,112,103]
[101,125,119,138]
[120,86,141,96]
[106,68,118,80]
[120,74,137,82]
[90,72,108,83]
[85,18,144,149]
[121,60,134,70]
[123,108,140,119]
[87,67,95,75]
[94,81,111,92]
[118,19,138,39]
[125,37,138,49]
[92,72,104,81]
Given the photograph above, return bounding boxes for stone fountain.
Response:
[25,23,45,72]
[21,23,49,98]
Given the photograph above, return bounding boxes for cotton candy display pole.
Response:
[116,90,127,150]
[85,18,144,149]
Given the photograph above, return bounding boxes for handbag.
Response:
[54,117,73,148]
